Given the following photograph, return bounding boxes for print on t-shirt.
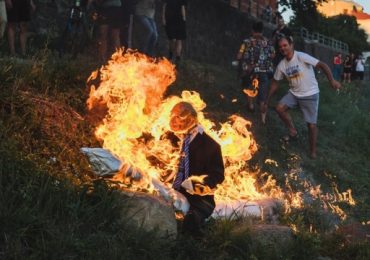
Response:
[285,64,301,80]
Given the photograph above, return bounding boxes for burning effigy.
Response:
[82,49,355,222]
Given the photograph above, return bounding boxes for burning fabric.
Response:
[82,49,355,223]
[83,49,264,216]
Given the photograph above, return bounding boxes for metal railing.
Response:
[296,27,349,52]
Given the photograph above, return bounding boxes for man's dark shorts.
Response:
[165,19,186,40]
[7,0,31,23]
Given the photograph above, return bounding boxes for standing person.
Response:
[271,16,293,66]
[0,0,7,40]
[343,55,352,83]
[355,55,365,80]
[169,102,224,237]
[6,0,36,57]
[332,53,342,81]
[350,53,356,81]
[120,0,135,49]
[162,0,186,65]
[237,21,275,124]
[264,36,341,159]
[87,0,122,62]
[135,0,158,56]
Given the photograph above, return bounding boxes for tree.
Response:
[318,14,370,55]
[279,0,327,31]
[279,0,370,54]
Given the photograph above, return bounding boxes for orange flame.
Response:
[243,78,259,97]
[86,50,355,219]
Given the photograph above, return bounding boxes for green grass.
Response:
[0,53,369,259]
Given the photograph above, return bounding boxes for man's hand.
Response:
[330,80,341,90]
[193,183,213,196]
[181,179,194,193]
[181,177,214,196]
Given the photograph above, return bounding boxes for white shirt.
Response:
[274,51,320,97]
[187,125,204,143]
[355,59,365,72]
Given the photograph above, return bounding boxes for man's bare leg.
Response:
[19,22,28,56]
[98,25,109,62]
[276,103,297,136]
[7,23,16,55]
[308,123,317,158]
[175,39,182,58]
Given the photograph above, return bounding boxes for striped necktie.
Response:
[172,134,191,190]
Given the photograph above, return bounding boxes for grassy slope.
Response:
[0,54,369,259]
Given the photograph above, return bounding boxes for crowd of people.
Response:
[0,0,187,63]
[332,52,366,83]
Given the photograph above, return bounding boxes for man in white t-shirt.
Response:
[355,55,365,80]
[264,36,341,159]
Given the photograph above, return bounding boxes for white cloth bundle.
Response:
[80,147,123,177]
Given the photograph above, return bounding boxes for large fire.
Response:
[87,50,354,220]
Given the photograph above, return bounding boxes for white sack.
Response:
[212,200,261,219]
[152,178,190,214]
[81,147,123,177]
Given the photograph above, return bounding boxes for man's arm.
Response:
[315,61,341,90]
[181,4,186,21]
[236,41,247,61]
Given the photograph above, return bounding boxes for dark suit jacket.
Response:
[179,132,225,217]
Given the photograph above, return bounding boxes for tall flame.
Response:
[87,50,354,219]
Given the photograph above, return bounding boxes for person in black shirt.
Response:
[120,0,135,49]
[6,0,36,56]
[162,0,186,65]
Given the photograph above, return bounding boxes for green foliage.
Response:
[316,14,370,54]
[282,0,370,54]
[279,0,326,31]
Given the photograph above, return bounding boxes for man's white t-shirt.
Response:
[274,51,320,97]
[355,59,365,72]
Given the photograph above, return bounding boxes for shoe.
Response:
[281,133,298,142]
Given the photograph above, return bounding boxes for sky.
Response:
[357,0,370,14]
[281,0,370,21]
